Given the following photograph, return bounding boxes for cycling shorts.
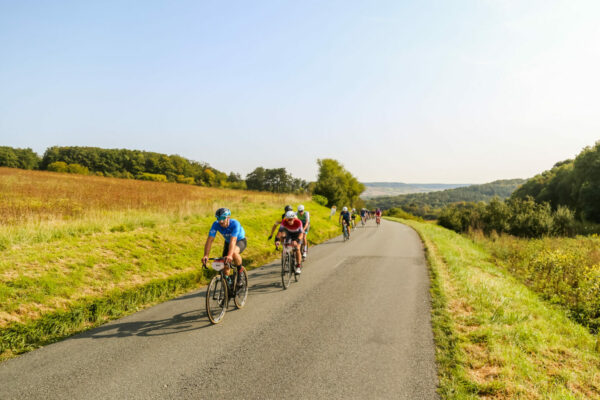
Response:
[222,238,247,257]
[284,232,302,243]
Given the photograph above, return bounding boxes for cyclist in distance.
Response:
[339,206,351,239]
[268,205,294,248]
[297,204,310,259]
[350,208,357,229]
[276,211,305,274]
[375,207,382,224]
[360,208,367,225]
[202,208,247,283]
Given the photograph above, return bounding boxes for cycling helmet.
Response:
[297,205,304,212]
[215,207,231,221]
[284,205,293,212]
[342,206,348,212]
[284,210,296,219]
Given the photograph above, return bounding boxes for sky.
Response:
[1,0,599,183]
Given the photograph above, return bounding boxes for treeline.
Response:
[0,146,309,192]
[438,198,583,238]
[511,141,600,223]
[367,179,525,219]
[0,147,40,170]
[245,167,307,193]
[438,141,600,237]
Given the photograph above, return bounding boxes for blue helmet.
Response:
[215,207,231,221]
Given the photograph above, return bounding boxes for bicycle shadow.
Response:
[76,300,214,340]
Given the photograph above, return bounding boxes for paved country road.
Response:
[0,220,438,399]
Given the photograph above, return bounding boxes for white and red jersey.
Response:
[280,218,304,233]
[375,209,382,217]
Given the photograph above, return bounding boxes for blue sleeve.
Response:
[230,220,243,239]
[208,221,219,238]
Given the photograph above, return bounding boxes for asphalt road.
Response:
[0,219,438,399]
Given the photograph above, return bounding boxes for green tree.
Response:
[314,159,364,207]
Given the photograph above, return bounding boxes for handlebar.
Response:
[202,257,230,269]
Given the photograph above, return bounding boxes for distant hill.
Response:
[361,182,470,199]
[367,179,526,219]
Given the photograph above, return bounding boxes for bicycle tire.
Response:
[234,269,248,309]
[206,274,228,324]
[281,252,293,289]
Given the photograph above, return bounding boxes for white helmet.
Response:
[284,210,296,219]
[297,204,304,212]
[342,206,348,212]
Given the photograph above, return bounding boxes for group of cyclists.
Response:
[201,204,382,283]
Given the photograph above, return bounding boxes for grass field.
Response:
[386,217,600,399]
[0,168,340,359]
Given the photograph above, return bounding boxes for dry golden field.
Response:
[0,167,306,224]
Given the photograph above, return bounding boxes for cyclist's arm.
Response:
[203,235,215,263]
[268,220,281,238]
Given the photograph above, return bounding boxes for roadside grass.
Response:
[0,168,340,360]
[386,217,600,399]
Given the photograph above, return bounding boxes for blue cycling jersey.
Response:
[208,219,246,242]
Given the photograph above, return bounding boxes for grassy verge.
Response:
[386,217,600,399]
[0,196,340,360]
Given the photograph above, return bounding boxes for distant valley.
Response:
[360,182,471,199]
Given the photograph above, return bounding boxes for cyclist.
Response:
[339,206,351,239]
[268,205,293,247]
[297,204,310,259]
[375,208,382,224]
[276,210,305,274]
[360,208,367,225]
[350,208,357,229]
[202,208,247,284]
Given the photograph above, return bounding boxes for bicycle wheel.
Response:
[206,274,228,324]
[281,252,293,289]
[234,268,248,309]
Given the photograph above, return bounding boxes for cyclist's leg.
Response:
[303,229,309,255]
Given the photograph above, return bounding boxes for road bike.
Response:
[376,215,381,226]
[280,239,300,289]
[203,258,248,324]
[342,221,350,241]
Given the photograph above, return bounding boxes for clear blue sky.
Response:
[1,0,599,183]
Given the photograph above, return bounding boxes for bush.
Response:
[47,161,68,173]
[176,175,195,185]
[66,163,89,175]
[384,207,424,222]
[508,198,553,238]
[136,173,168,182]
[552,205,576,237]
[312,194,328,206]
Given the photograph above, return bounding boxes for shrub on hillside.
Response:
[383,207,424,222]
[507,197,553,238]
[312,194,328,206]
[176,175,195,185]
[136,173,168,182]
[47,161,68,173]
[552,205,576,237]
[66,163,89,175]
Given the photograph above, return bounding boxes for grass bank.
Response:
[386,217,600,399]
[0,169,340,360]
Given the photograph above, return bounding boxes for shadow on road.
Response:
[76,299,215,340]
